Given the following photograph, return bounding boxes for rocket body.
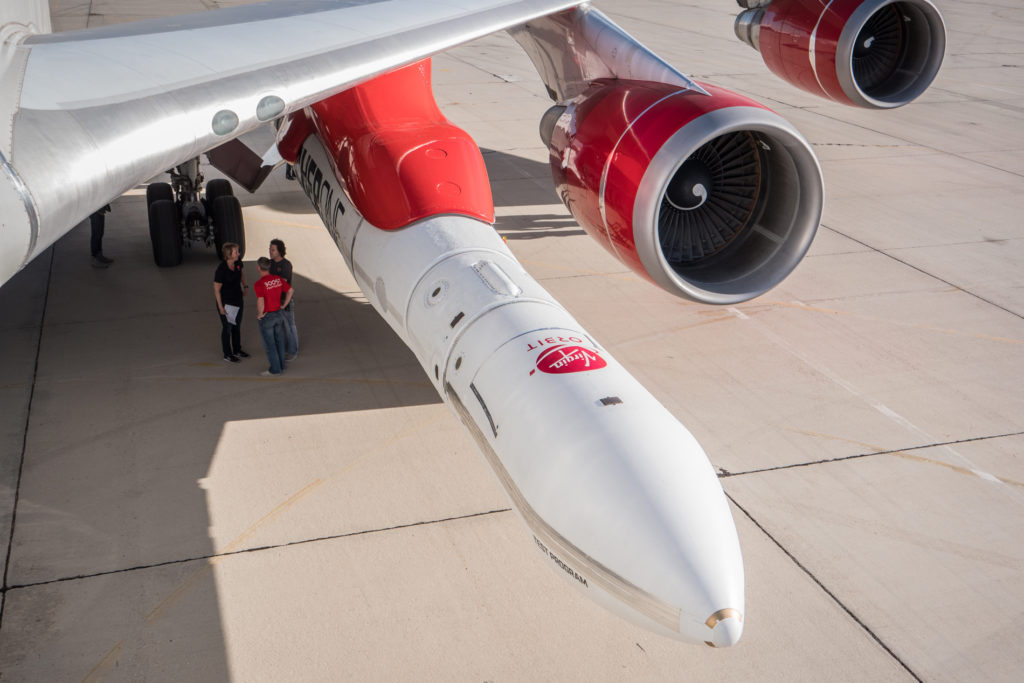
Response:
[295,132,745,646]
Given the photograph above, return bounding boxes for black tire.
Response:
[205,178,233,205]
[146,182,173,208]
[149,199,182,267]
[211,195,245,258]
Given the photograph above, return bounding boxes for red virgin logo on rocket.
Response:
[534,344,607,374]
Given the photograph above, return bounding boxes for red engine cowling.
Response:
[735,0,946,108]
[548,80,823,305]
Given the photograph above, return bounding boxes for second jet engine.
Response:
[734,0,946,108]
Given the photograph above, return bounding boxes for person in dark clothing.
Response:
[269,238,299,359]
[90,204,114,268]
[213,242,250,362]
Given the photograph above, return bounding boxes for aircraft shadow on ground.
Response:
[0,205,442,677]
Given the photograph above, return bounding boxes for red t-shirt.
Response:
[255,274,291,313]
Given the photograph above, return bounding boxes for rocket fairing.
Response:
[294,132,745,647]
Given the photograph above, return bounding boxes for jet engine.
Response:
[734,0,946,108]
[547,79,823,305]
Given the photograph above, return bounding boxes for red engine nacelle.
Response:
[548,80,823,305]
[735,0,946,108]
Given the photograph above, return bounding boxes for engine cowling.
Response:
[735,0,946,108]
[548,79,823,305]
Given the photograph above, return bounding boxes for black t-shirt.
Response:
[214,260,244,306]
[269,257,292,284]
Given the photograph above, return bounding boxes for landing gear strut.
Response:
[145,158,246,266]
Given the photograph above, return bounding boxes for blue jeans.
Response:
[258,310,287,374]
[282,301,298,356]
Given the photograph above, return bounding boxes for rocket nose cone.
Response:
[706,609,743,648]
[712,615,743,647]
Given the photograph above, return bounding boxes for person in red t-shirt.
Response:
[253,256,294,376]
[269,238,298,360]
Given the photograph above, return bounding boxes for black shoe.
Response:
[91,257,109,269]
[236,350,250,358]
[224,355,240,363]
[95,254,114,264]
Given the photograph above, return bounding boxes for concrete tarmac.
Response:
[1,0,1022,680]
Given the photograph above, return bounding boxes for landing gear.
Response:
[145,158,246,266]
[146,182,173,206]
[149,199,182,267]
[211,195,245,257]
[205,178,233,206]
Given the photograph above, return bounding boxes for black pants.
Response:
[219,305,243,356]
[89,212,104,257]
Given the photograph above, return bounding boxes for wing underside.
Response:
[1,0,582,280]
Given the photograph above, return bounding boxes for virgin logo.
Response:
[535,344,607,374]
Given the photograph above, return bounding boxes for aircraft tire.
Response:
[146,182,173,208]
[149,199,182,267]
[212,195,245,258]
[205,178,233,205]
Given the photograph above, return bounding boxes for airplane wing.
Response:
[2,0,590,284]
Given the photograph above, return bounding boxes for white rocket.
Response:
[295,130,746,646]
[277,55,765,644]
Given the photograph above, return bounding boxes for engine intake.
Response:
[548,80,823,305]
[736,0,946,108]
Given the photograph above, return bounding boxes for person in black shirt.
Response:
[213,242,250,362]
[269,238,298,360]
